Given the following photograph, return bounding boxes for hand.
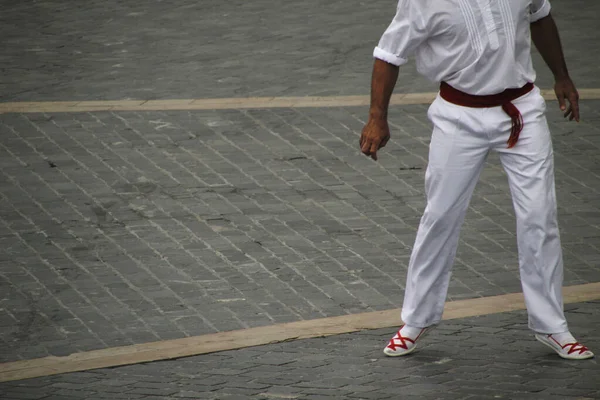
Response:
[554,78,580,122]
[359,118,390,161]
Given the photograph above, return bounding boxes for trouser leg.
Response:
[496,103,567,334]
[401,99,489,327]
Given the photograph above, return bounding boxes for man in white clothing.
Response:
[360,0,594,360]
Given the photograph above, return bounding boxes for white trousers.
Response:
[401,87,568,334]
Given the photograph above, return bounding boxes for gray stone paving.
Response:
[2,0,600,398]
[0,0,599,102]
[1,302,599,399]
[2,101,600,363]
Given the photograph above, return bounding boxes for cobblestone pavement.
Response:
[2,0,600,398]
[2,101,600,363]
[1,302,599,399]
[1,0,599,102]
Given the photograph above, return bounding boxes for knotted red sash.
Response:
[439,82,534,148]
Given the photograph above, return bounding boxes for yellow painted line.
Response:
[0,282,599,382]
[1,89,600,113]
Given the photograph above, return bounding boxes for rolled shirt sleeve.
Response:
[530,0,551,22]
[373,0,428,66]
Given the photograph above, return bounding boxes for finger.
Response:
[361,139,373,156]
[556,92,566,111]
[369,142,379,161]
[563,105,571,119]
[570,95,580,122]
[361,137,370,151]
[566,105,574,121]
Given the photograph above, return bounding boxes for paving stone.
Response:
[173,391,218,399]
[125,387,180,396]
[346,391,395,400]
[50,389,99,398]
[0,391,48,400]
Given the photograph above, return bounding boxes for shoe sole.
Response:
[535,335,595,360]
[383,345,418,357]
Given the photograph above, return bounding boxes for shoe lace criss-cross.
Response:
[383,325,429,357]
[535,333,595,360]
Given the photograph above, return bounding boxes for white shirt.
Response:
[374,0,552,95]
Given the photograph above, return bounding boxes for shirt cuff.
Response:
[530,0,551,22]
[373,47,408,66]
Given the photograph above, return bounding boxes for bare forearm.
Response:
[369,58,399,120]
[531,14,570,81]
[531,13,580,121]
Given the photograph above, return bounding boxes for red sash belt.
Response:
[439,82,534,148]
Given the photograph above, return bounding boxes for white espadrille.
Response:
[535,333,594,360]
[383,325,430,357]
